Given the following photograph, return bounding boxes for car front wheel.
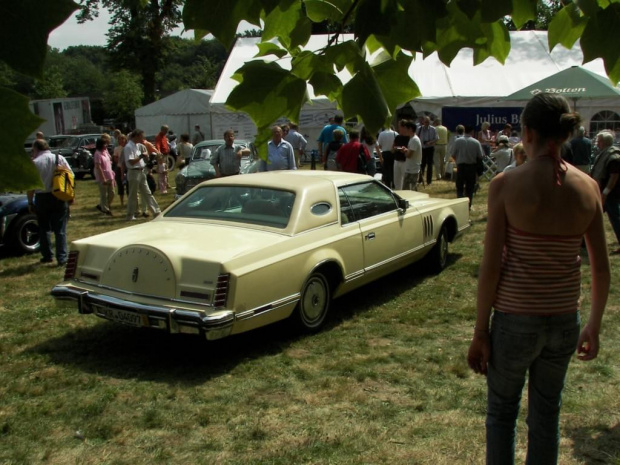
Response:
[8,213,40,254]
[294,271,331,331]
[427,225,448,273]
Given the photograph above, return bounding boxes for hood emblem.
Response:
[132,267,139,283]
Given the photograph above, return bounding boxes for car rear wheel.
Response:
[8,214,40,254]
[166,154,176,171]
[427,224,448,273]
[294,271,331,331]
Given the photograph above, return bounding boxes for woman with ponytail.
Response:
[467,93,610,464]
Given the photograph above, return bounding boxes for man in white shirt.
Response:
[403,121,422,191]
[377,126,397,188]
[283,123,308,167]
[27,139,74,266]
[123,129,161,221]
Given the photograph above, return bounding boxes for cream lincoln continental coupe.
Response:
[52,171,470,340]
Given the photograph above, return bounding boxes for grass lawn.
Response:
[1,170,619,464]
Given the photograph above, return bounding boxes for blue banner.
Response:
[441,107,523,132]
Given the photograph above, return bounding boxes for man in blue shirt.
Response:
[317,115,348,160]
[259,126,297,171]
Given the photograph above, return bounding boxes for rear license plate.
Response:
[96,307,144,327]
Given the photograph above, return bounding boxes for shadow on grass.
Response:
[328,253,463,326]
[0,249,43,277]
[567,423,620,464]
[27,253,463,386]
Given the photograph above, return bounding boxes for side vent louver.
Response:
[423,216,434,242]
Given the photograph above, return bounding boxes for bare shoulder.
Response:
[565,164,600,195]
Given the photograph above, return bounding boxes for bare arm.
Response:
[578,194,610,361]
[237,147,251,157]
[468,176,506,375]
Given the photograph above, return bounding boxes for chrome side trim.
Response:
[344,269,364,281]
[235,293,300,321]
[363,243,430,274]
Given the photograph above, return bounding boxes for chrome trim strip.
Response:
[69,280,215,308]
[344,269,364,281]
[362,243,430,273]
[235,293,300,321]
[51,284,234,336]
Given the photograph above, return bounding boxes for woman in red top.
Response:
[467,93,610,464]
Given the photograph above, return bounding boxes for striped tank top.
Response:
[494,225,582,315]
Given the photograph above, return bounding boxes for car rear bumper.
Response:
[51,284,235,340]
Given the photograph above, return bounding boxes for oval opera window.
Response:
[589,110,620,135]
[310,202,332,216]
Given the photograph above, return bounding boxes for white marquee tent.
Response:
[209,32,617,149]
[134,88,213,136]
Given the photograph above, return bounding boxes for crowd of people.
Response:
[27,110,620,254]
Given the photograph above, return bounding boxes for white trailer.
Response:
[29,97,92,139]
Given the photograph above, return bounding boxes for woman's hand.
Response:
[468,332,490,375]
[576,323,600,361]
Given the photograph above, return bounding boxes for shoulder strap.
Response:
[55,153,59,167]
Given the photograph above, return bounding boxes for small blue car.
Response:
[0,193,40,255]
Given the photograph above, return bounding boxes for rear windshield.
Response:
[165,185,295,229]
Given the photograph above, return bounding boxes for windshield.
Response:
[58,137,80,149]
[191,144,221,161]
[49,136,71,148]
[165,185,295,229]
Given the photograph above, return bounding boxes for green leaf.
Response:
[0,88,44,191]
[381,0,448,54]
[261,1,311,49]
[304,0,352,23]
[373,52,421,115]
[291,52,329,80]
[309,72,343,101]
[575,0,600,17]
[511,0,537,29]
[341,62,389,133]
[480,0,511,23]
[434,3,486,65]
[325,40,365,72]
[225,61,309,160]
[474,21,510,65]
[183,0,263,48]
[548,3,588,51]
[580,3,620,84]
[354,0,399,47]
[255,42,289,59]
[457,0,481,20]
[0,0,78,77]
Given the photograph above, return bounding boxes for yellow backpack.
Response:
[52,154,75,202]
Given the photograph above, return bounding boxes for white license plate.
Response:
[96,307,144,327]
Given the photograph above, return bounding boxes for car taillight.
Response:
[213,273,230,308]
[64,251,79,280]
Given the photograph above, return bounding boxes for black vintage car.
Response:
[51,134,114,179]
[0,193,40,255]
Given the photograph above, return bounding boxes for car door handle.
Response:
[366,232,376,240]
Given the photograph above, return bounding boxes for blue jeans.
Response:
[486,311,580,465]
[604,196,620,244]
[35,192,69,263]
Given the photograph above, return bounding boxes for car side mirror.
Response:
[398,198,409,211]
